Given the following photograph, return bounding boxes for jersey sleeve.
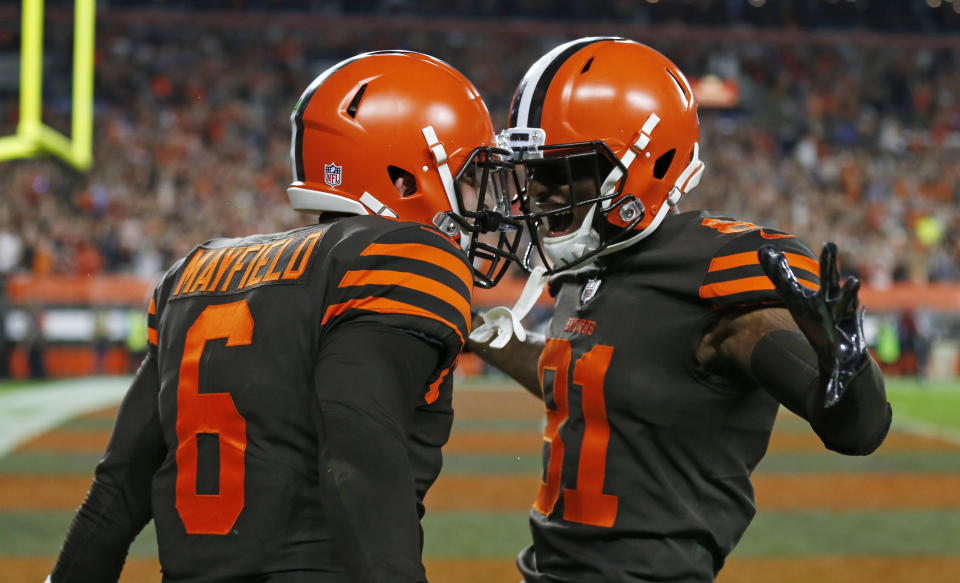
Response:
[145,270,170,359]
[313,323,441,583]
[698,228,821,308]
[146,294,159,357]
[320,224,474,395]
[51,354,165,583]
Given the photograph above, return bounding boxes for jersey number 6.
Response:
[535,338,618,527]
[175,300,252,535]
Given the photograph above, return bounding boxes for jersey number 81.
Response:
[536,338,618,528]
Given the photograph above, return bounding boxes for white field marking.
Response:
[0,376,131,457]
[776,404,960,447]
[891,417,960,447]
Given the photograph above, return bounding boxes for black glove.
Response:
[758,242,868,408]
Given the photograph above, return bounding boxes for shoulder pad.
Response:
[322,220,473,351]
[698,223,819,308]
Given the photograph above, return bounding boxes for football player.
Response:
[470,38,892,582]
[48,51,525,583]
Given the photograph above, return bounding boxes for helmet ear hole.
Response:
[388,166,417,197]
[653,149,676,180]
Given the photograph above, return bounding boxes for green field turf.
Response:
[2,507,959,561]
[0,380,47,394]
[2,508,957,559]
[429,509,960,558]
[886,377,960,435]
[0,375,956,430]
[1,373,959,581]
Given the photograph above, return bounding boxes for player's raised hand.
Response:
[758,242,868,408]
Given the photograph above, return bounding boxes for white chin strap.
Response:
[538,113,661,268]
[469,266,548,349]
[539,113,660,269]
[599,142,704,256]
[422,125,469,249]
[541,136,705,266]
[542,205,600,269]
[599,113,661,202]
[667,141,705,207]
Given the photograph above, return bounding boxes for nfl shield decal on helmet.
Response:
[581,277,602,304]
[324,163,342,187]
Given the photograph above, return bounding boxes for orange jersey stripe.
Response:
[707,251,762,272]
[148,298,156,315]
[784,252,821,276]
[425,364,452,405]
[147,327,158,345]
[338,269,471,325]
[708,251,820,276]
[321,297,465,343]
[699,275,820,299]
[360,243,472,292]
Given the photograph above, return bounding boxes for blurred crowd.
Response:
[74,0,960,33]
[1,7,959,288]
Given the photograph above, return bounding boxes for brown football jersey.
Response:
[519,210,820,583]
[54,215,472,583]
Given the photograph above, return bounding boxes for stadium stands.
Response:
[0,1,958,376]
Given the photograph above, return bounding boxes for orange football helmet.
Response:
[502,37,705,272]
[288,50,525,287]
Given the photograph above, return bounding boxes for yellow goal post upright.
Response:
[0,0,96,171]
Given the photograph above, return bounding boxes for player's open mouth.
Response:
[546,209,575,236]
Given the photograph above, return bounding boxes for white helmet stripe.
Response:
[513,40,580,129]
[510,37,622,129]
[602,142,706,256]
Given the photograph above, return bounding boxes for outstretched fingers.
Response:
[836,276,861,321]
[818,242,840,299]
[758,245,809,302]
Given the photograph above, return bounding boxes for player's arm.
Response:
[467,321,544,399]
[466,267,551,398]
[49,353,165,583]
[313,322,442,583]
[698,243,891,455]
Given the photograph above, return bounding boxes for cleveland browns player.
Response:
[470,37,892,582]
[48,51,524,583]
